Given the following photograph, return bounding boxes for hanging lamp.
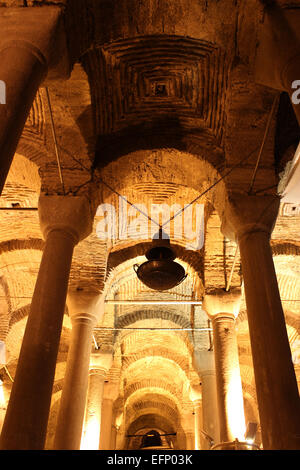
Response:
[133,228,187,291]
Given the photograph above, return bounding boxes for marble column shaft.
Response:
[0,196,92,450]
[223,194,300,449]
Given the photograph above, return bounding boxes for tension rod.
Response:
[105,300,202,305]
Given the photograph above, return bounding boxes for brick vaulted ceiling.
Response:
[83,35,229,158]
[0,0,300,448]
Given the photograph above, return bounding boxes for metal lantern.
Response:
[133,229,187,291]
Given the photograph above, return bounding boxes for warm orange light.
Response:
[227,370,246,440]
[0,379,5,408]
[194,416,200,450]
[0,379,6,433]
[80,414,101,450]
[115,411,123,428]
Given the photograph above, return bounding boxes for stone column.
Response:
[0,8,68,193]
[0,196,92,450]
[99,398,114,449]
[185,431,195,451]
[0,44,46,192]
[222,193,300,450]
[181,410,195,450]
[99,381,119,450]
[80,350,113,450]
[193,350,220,448]
[203,290,246,444]
[100,398,114,449]
[53,292,104,450]
[189,385,202,450]
[193,399,202,450]
[115,412,125,450]
[255,4,300,124]
[111,424,119,451]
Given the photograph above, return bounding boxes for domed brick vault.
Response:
[0,0,299,451]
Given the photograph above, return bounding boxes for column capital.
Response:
[0,6,70,79]
[189,384,202,402]
[103,381,120,401]
[67,290,104,326]
[220,193,280,242]
[181,411,195,437]
[193,399,202,409]
[90,349,114,374]
[193,349,216,375]
[202,287,241,319]
[255,4,300,91]
[38,196,93,244]
[89,368,108,379]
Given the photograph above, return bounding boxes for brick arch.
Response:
[243,394,259,427]
[16,142,48,172]
[126,412,175,436]
[236,309,248,326]
[117,309,191,329]
[122,356,191,398]
[284,313,300,336]
[114,316,194,353]
[0,275,12,340]
[9,304,30,328]
[0,239,44,255]
[242,383,260,440]
[125,413,186,450]
[0,243,43,325]
[52,378,64,394]
[126,409,180,444]
[126,394,180,428]
[96,148,227,218]
[271,241,300,256]
[4,151,41,194]
[123,387,184,435]
[237,297,300,336]
[106,269,201,326]
[128,403,179,427]
[124,380,180,402]
[121,346,190,373]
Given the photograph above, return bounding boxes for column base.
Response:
[211,439,260,450]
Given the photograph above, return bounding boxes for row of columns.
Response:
[0,194,299,450]
[0,202,298,450]
[0,195,298,451]
[0,5,299,450]
[191,194,300,450]
[0,196,93,449]
[80,353,116,451]
[203,290,246,445]
[1,191,299,449]
[0,10,112,449]
[53,293,103,450]
[224,195,300,450]
[192,350,220,449]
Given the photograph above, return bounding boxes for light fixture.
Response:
[133,228,187,291]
